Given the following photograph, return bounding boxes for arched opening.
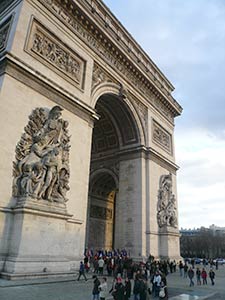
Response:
[86,93,141,251]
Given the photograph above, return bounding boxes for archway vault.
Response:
[86,91,143,251]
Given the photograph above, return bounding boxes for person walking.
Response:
[92,275,101,300]
[124,277,131,300]
[196,267,201,285]
[99,277,108,300]
[209,269,215,285]
[113,277,125,300]
[153,271,162,297]
[77,261,87,281]
[187,267,194,287]
[179,261,184,277]
[159,281,168,300]
[133,275,141,300]
[183,263,188,278]
[201,268,207,285]
[98,257,105,276]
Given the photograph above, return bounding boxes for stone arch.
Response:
[91,82,146,146]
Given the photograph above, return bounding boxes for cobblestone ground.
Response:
[0,265,225,300]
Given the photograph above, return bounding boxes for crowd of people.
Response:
[77,249,218,299]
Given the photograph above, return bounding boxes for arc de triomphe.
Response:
[0,0,182,279]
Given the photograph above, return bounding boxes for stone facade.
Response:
[0,0,182,279]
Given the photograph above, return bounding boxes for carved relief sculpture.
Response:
[157,173,177,228]
[152,120,172,154]
[13,105,70,204]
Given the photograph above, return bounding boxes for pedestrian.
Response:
[133,275,141,300]
[183,263,188,278]
[179,261,184,277]
[77,261,87,281]
[187,267,194,287]
[209,269,215,285]
[196,268,201,285]
[99,277,108,300]
[139,277,147,300]
[92,275,101,300]
[201,268,207,285]
[113,277,125,300]
[215,260,218,270]
[124,277,131,300]
[153,271,162,297]
[159,281,168,300]
[98,257,105,276]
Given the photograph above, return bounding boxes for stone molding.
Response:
[91,63,117,92]
[0,14,14,53]
[25,17,86,90]
[152,119,172,155]
[0,53,98,124]
[37,0,182,122]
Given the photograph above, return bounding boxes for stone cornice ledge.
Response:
[0,52,99,122]
[148,146,179,171]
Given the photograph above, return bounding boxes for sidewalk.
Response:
[0,264,224,299]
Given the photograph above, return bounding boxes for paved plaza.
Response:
[0,264,225,300]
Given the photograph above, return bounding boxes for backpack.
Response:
[159,287,165,298]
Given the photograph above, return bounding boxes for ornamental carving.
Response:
[90,205,113,220]
[12,105,70,204]
[152,120,172,154]
[38,0,176,123]
[130,96,148,132]
[157,173,177,228]
[92,64,116,91]
[0,14,13,53]
[26,19,85,89]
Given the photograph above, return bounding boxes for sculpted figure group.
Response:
[13,105,70,204]
[157,173,177,228]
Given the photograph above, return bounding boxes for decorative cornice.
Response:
[0,53,98,123]
[37,0,182,122]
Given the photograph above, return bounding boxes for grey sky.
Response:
[104,0,225,228]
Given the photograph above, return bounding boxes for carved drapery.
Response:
[13,105,70,204]
[157,173,177,228]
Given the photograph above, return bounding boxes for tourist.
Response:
[153,271,162,297]
[98,257,105,276]
[77,261,87,281]
[183,263,188,278]
[201,268,207,285]
[187,267,194,287]
[124,277,131,300]
[139,277,147,300]
[92,275,101,300]
[133,275,141,300]
[196,267,201,285]
[113,277,125,300]
[209,269,215,285]
[99,277,108,300]
[179,260,184,277]
[159,281,168,300]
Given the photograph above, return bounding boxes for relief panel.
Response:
[152,119,172,154]
[25,18,86,89]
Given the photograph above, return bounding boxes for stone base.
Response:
[159,226,181,261]
[0,270,76,280]
[1,198,83,278]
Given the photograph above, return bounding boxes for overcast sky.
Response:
[103,0,225,229]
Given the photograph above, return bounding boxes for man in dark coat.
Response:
[92,275,100,300]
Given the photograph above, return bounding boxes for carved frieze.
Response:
[157,173,177,228]
[0,14,14,53]
[13,105,70,205]
[38,0,176,123]
[152,120,172,154]
[90,205,113,220]
[25,18,86,89]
